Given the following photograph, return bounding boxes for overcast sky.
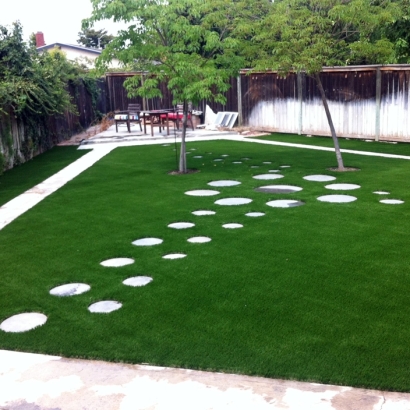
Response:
[0,0,128,45]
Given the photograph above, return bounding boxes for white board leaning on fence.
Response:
[201,105,238,130]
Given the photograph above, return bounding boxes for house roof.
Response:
[36,43,102,55]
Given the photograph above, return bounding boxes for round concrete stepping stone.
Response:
[241,157,251,160]
[0,313,47,333]
[380,199,404,204]
[101,258,134,267]
[214,159,223,162]
[188,236,211,243]
[280,165,291,168]
[215,198,252,206]
[168,222,195,229]
[88,301,122,313]
[123,276,153,287]
[373,191,390,195]
[221,154,229,157]
[317,195,357,203]
[251,166,260,168]
[208,180,241,187]
[163,253,187,259]
[269,170,280,173]
[50,283,90,297]
[255,185,303,194]
[266,200,305,208]
[325,183,361,190]
[263,161,272,164]
[245,212,265,217]
[232,161,242,164]
[304,175,336,182]
[192,210,216,216]
[193,156,203,159]
[253,174,284,180]
[222,223,243,229]
[190,148,196,150]
[162,144,170,146]
[185,190,220,196]
[132,238,163,246]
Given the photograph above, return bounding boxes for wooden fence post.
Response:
[237,74,243,127]
[297,72,303,135]
[375,67,381,142]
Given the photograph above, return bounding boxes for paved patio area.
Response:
[2,126,410,409]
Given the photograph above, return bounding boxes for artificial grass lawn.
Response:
[1,139,410,391]
[256,132,410,156]
[0,146,88,207]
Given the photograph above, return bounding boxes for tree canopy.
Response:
[0,22,77,117]
[84,0,268,172]
[77,28,114,49]
[252,0,401,170]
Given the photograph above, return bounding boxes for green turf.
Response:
[1,140,410,392]
[255,132,410,156]
[0,146,87,207]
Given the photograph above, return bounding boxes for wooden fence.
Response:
[0,79,106,171]
[4,64,410,172]
[106,65,410,142]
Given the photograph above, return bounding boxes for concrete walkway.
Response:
[2,125,410,409]
[2,349,410,410]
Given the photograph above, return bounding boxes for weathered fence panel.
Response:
[242,65,410,142]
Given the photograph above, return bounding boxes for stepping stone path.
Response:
[325,183,361,190]
[0,313,47,333]
[266,200,304,208]
[188,236,211,243]
[317,195,357,203]
[88,301,122,313]
[215,198,252,206]
[255,185,302,194]
[253,174,284,180]
[245,212,265,217]
[163,253,187,259]
[17,156,395,330]
[192,210,216,216]
[123,276,153,287]
[50,283,90,297]
[132,238,163,246]
[222,223,243,229]
[304,175,336,182]
[208,180,241,187]
[168,222,195,229]
[101,258,134,267]
[380,199,404,204]
[185,190,220,196]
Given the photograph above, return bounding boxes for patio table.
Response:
[142,109,175,136]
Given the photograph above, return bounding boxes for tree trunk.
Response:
[179,100,188,173]
[314,72,345,171]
